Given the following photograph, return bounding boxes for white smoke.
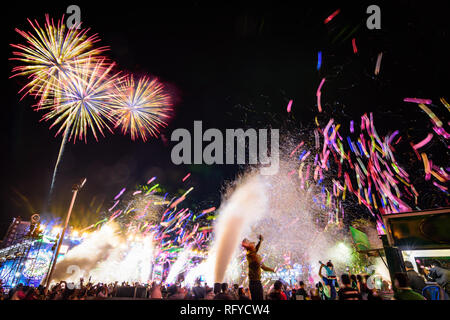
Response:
[52,223,154,284]
[212,173,269,283]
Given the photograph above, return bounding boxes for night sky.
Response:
[1,1,449,236]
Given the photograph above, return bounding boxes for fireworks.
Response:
[10,15,107,103]
[39,58,122,142]
[10,15,173,196]
[11,16,173,143]
[111,75,172,141]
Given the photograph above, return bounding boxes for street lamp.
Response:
[44,178,87,289]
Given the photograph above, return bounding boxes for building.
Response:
[1,217,31,249]
[0,216,82,289]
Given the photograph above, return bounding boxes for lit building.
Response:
[0,217,82,289]
[1,217,30,249]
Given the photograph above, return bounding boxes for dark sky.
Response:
[1,1,449,236]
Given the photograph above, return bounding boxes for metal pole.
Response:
[44,188,79,289]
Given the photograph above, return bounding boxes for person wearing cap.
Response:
[242,235,275,300]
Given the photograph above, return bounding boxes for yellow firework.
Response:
[10,15,107,103]
[39,58,123,143]
[111,75,172,141]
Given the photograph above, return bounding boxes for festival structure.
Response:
[0,215,82,288]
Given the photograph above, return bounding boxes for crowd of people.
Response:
[0,272,439,301]
[0,234,448,301]
[1,260,447,301]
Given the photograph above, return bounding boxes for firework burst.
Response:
[10,14,107,103]
[111,75,172,141]
[39,58,122,194]
[39,58,122,143]
[10,15,174,201]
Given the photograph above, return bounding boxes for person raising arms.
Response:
[242,235,275,300]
